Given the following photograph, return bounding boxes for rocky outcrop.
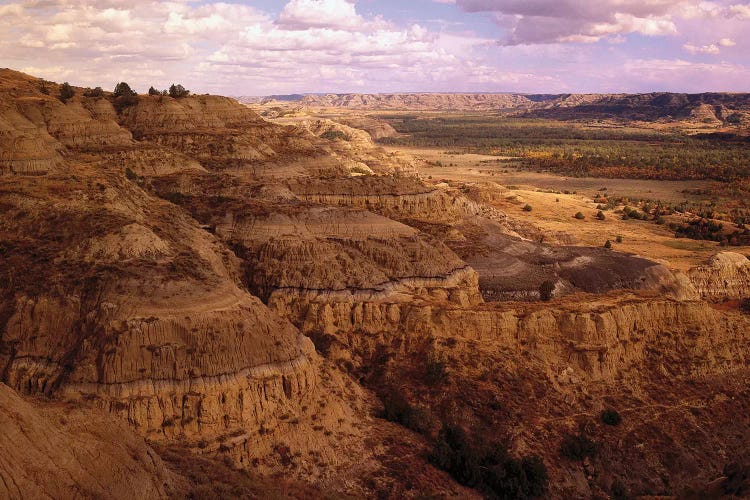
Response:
[336,116,398,140]
[0,105,64,175]
[301,93,538,110]
[688,251,750,300]
[0,163,318,447]
[0,383,183,499]
[14,98,132,149]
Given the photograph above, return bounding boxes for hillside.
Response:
[2,68,750,498]
[240,92,750,127]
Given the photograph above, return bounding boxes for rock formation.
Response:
[2,68,750,498]
[688,251,750,300]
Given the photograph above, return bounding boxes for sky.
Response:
[0,0,749,95]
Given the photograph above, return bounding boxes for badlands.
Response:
[2,69,750,499]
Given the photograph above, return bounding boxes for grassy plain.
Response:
[382,144,748,271]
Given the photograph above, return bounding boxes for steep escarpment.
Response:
[687,251,750,300]
[0,169,317,449]
[295,91,750,125]
[304,293,750,498]
[0,71,480,497]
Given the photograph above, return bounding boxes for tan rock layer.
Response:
[687,251,750,300]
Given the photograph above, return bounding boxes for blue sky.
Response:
[0,0,748,95]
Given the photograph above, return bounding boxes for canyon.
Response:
[2,69,750,498]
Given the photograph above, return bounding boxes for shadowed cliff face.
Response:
[2,68,750,499]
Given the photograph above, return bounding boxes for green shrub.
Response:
[381,389,430,433]
[560,432,597,461]
[431,425,548,499]
[169,83,190,98]
[601,409,622,426]
[539,280,555,301]
[616,235,623,243]
[148,86,161,96]
[425,351,449,386]
[523,204,533,212]
[610,479,629,500]
[604,240,612,249]
[320,129,350,141]
[83,86,104,98]
[59,82,75,102]
[124,167,138,181]
[574,212,585,220]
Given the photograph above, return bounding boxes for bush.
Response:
[615,235,623,243]
[739,298,750,314]
[169,83,190,98]
[425,351,449,386]
[523,204,533,212]
[574,212,585,220]
[604,240,612,249]
[83,86,104,97]
[124,167,138,181]
[381,389,430,433]
[560,432,597,461]
[320,129,350,141]
[113,81,136,97]
[601,409,622,426]
[485,455,549,500]
[58,82,75,102]
[539,280,555,301]
[431,425,548,499]
[148,86,161,96]
[596,210,606,220]
[112,82,139,112]
[610,479,628,500]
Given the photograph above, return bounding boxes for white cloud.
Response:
[683,42,720,53]
[727,3,750,18]
[453,0,743,44]
[277,0,368,31]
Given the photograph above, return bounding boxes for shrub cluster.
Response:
[560,431,597,461]
[59,82,75,102]
[112,82,139,112]
[320,129,350,141]
[431,425,548,499]
[539,280,555,302]
[600,409,622,426]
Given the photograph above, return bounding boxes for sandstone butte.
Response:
[1,68,750,499]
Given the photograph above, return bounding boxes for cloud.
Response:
[0,0,747,94]
[277,0,364,30]
[727,3,750,18]
[452,0,732,44]
[683,42,720,53]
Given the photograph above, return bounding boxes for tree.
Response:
[59,82,75,102]
[168,83,190,98]
[83,86,104,97]
[112,82,139,112]
[113,82,136,97]
[148,86,161,96]
[601,409,622,426]
[539,280,555,301]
